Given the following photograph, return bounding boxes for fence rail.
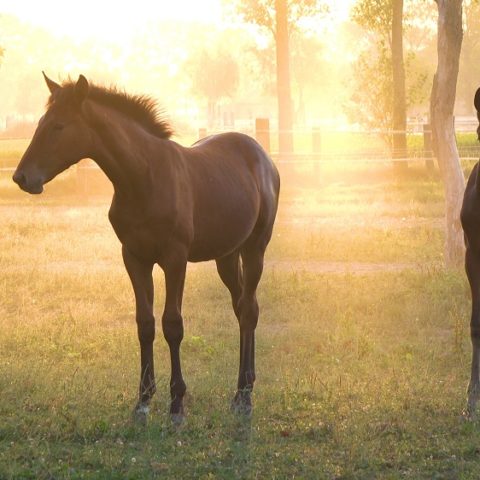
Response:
[2,121,480,173]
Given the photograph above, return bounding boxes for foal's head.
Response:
[461,88,480,235]
[13,73,92,194]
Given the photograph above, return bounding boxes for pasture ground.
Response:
[1,161,480,479]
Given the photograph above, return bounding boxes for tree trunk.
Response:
[391,0,408,172]
[275,0,294,155]
[430,0,465,268]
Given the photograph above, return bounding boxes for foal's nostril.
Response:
[12,171,26,187]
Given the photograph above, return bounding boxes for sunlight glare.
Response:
[0,0,223,42]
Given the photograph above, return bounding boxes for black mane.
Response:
[50,80,174,139]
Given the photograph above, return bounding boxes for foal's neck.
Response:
[86,102,159,200]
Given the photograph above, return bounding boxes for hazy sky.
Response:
[0,0,224,40]
[0,0,359,125]
[0,0,354,41]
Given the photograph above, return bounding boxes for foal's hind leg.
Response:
[216,251,243,318]
[231,244,266,416]
[465,247,480,418]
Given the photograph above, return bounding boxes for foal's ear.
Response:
[475,88,480,112]
[42,71,61,94]
[74,74,89,104]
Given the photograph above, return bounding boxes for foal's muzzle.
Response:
[12,170,44,194]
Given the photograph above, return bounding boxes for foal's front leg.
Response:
[122,246,156,424]
[162,257,188,423]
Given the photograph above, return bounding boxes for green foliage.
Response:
[404,51,429,109]
[231,0,276,34]
[346,44,393,142]
[186,48,239,102]
[351,0,392,38]
[230,0,326,36]
[345,48,429,147]
[346,0,431,147]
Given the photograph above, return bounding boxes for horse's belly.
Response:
[188,242,240,262]
[188,211,257,262]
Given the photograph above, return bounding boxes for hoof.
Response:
[466,384,480,421]
[462,409,475,422]
[171,413,185,427]
[132,403,149,426]
[231,392,253,417]
[463,402,477,422]
[169,398,185,427]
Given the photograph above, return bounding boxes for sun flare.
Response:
[0,0,223,42]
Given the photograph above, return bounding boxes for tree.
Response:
[240,25,327,126]
[186,48,239,129]
[345,46,393,144]
[348,0,430,154]
[391,0,407,170]
[231,0,325,154]
[290,33,325,125]
[275,0,294,154]
[430,0,464,268]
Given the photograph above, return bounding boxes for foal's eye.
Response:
[53,123,65,131]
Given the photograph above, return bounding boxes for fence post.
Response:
[423,123,434,171]
[255,118,270,153]
[312,127,322,182]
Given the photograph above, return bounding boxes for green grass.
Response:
[1,160,480,478]
[0,263,477,479]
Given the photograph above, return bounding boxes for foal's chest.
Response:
[108,206,171,262]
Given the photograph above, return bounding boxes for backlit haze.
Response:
[0,0,364,142]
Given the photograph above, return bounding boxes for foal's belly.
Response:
[188,210,257,262]
[113,213,256,264]
[187,177,261,261]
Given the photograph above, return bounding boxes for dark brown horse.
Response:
[13,73,280,423]
[461,88,480,418]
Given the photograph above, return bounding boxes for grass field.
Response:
[1,159,480,479]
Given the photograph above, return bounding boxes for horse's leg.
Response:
[161,257,188,423]
[231,245,265,416]
[466,246,480,418]
[216,250,243,318]
[122,246,156,424]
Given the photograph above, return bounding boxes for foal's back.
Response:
[181,132,280,262]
